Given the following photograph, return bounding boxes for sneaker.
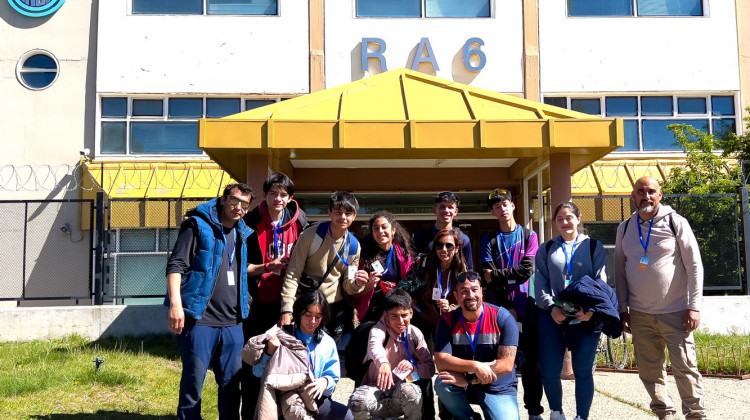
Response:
[573,417,585,420]
[529,416,544,420]
[550,411,567,420]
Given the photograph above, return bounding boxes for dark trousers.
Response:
[519,301,544,416]
[178,323,243,420]
[241,301,281,419]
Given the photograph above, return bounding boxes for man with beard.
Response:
[615,176,706,420]
[433,271,520,419]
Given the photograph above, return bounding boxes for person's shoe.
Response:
[529,415,544,420]
[658,414,677,420]
[573,416,585,420]
[550,411,567,420]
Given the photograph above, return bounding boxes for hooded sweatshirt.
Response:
[614,204,703,314]
[245,199,307,303]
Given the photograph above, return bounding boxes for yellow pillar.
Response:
[246,154,270,204]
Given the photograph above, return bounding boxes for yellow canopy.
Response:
[200,68,623,185]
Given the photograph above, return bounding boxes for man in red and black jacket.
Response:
[241,172,308,419]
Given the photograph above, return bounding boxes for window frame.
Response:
[16,49,60,91]
[542,93,737,152]
[131,0,279,16]
[97,96,288,158]
[355,0,492,18]
[567,0,706,17]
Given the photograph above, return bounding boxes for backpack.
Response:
[621,214,676,237]
[488,226,533,261]
[544,237,600,260]
[307,221,360,262]
[344,320,391,386]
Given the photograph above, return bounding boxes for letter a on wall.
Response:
[411,38,439,72]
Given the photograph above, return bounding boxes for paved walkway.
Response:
[332,371,750,419]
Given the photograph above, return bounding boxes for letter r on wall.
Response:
[361,38,388,73]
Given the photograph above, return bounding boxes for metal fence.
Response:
[0,199,94,302]
[576,194,743,291]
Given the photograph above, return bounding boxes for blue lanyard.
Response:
[560,235,580,276]
[272,209,284,258]
[384,245,394,272]
[637,214,654,256]
[437,269,451,298]
[329,225,350,267]
[495,228,523,268]
[224,228,235,268]
[459,305,485,358]
[399,331,417,366]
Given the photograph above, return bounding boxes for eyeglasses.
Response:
[435,191,459,203]
[456,271,481,283]
[434,241,456,251]
[226,196,251,210]
[489,188,511,200]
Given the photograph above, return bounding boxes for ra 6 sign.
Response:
[361,37,486,73]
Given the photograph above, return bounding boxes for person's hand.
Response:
[437,298,451,313]
[483,269,493,284]
[437,371,468,387]
[376,363,394,391]
[279,313,293,326]
[303,377,328,401]
[354,270,370,287]
[550,306,567,324]
[473,361,497,384]
[264,258,285,272]
[395,359,414,374]
[367,271,382,286]
[266,335,280,356]
[168,304,185,334]
[683,309,700,332]
[576,309,593,322]
[620,312,631,334]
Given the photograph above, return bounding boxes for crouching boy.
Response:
[348,289,435,420]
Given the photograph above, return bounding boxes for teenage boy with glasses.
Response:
[413,191,474,269]
[480,188,544,420]
[434,271,520,420]
[165,183,254,420]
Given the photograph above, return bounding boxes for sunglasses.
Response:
[226,196,251,210]
[456,271,481,283]
[435,241,456,251]
[488,188,511,200]
[435,191,459,203]
[559,301,581,316]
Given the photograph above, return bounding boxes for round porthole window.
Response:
[16,50,59,90]
[7,0,66,18]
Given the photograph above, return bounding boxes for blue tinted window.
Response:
[712,119,736,139]
[641,97,673,116]
[571,99,601,115]
[206,99,240,118]
[642,119,708,151]
[426,0,490,17]
[130,122,201,154]
[120,229,156,252]
[677,97,706,114]
[133,0,202,14]
[132,99,164,117]
[568,0,632,16]
[20,53,58,89]
[638,0,702,16]
[606,97,637,116]
[357,0,420,17]
[24,54,56,69]
[245,99,276,111]
[207,0,277,15]
[617,120,640,151]
[711,96,735,116]
[101,122,127,154]
[169,98,203,118]
[102,98,127,117]
[544,97,567,108]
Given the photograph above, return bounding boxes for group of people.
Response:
[165,173,706,420]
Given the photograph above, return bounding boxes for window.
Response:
[132,0,277,15]
[568,0,703,17]
[99,96,285,156]
[357,0,490,18]
[16,50,59,90]
[543,94,736,152]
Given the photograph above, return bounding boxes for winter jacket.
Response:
[245,200,308,303]
[558,275,623,338]
[165,198,253,320]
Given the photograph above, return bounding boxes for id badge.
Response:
[227,270,235,286]
[432,287,442,301]
[348,265,357,281]
[371,260,384,274]
[638,257,649,271]
[517,321,523,333]
[508,279,516,285]
[563,274,572,289]
[407,371,420,383]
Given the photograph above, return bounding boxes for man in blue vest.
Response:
[166,183,254,420]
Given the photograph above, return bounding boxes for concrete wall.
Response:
[324,1,524,93]
[96,1,309,94]
[1,297,748,342]
[539,1,740,93]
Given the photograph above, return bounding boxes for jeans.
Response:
[434,377,520,420]
[178,323,244,420]
[538,310,600,420]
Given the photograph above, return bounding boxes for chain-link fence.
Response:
[0,199,93,302]
[576,194,743,291]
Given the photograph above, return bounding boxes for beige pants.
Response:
[630,309,706,419]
